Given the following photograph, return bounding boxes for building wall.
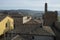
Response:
[43,3,58,26]
[14,24,41,33]
[14,18,23,25]
[43,12,58,26]
[0,16,14,35]
[55,22,60,30]
[23,16,31,24]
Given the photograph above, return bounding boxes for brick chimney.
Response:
[45,3,47,13]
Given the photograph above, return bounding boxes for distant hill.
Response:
[17,9,44,16]
[0,9,44,17]
[0,9,60,16]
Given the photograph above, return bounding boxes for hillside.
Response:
[0,9,44,17]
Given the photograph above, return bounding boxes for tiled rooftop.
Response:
[7,19,55,36]
[24,19,42,24]
[0,15,6,21]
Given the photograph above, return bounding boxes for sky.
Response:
[0,0,60,11]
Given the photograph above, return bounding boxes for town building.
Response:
[0,3,56,40]
[4,19,55,40]
[0,15,14,36]
[43,3,58,26]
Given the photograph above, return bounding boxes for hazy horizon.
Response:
[0,0,60,11]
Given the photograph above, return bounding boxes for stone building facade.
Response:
[43,3,58,26]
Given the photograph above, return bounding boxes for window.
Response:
[6,20,10,28]
[14,20,15,29]
[40,23,42,28]
[27,17,30,19]
[6,23,8,28]
[40,25,42,28]
[14,23,15,29]
[32,36,34,39]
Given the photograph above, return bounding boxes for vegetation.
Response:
[58,16,60,22]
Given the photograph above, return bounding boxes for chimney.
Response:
[45,3,47,13]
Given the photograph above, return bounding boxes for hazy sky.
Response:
[0,0,60,11]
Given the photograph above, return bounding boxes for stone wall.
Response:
[55,22,60,30]
[43,11,58,26]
